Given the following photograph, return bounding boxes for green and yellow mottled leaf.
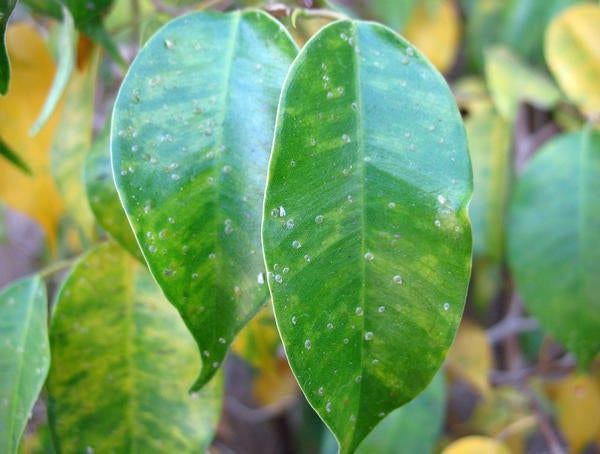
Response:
[0,275,49,454]
[111,10,298,390]
[545,2,600,116]
[263,20,472,453]
[47,242,223,453]
[508,130,600,367]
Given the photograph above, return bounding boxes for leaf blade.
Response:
[263,20,472,453]
[0,275,49,454]
[111,10,298,389]
[47,242,223,453]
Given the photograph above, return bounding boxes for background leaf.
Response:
[0,0,16,95]
[50,45,99,240]
[441,436,511,454]
[47,242,223,453]
[0,135,31,174]
[0,275,49,454]
[84,121,143,260]
[0,23,65,250]
[263,19,472,453]
[507,130,600,367]
[111,9,298,389]
[545,2,600,116]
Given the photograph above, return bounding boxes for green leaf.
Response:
[0,0,16,95]
[485,46,562,119]
[507,130,600,367]
[50,45,98,239]
[30,5,76,136]
[111,9,298,390]
[60,0,124,66]
[85,120,143,260]
[47,242,223,453]
[0,275,50,454]
[467,108,512,262]
[262,20,472,453]
[365,0,417,30]
[0,134,32,174]
[545,2,600,116]
[322,369,446,454]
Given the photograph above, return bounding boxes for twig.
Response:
[487,316,539,344]
[495,414,537,441]
[39,258,78,279]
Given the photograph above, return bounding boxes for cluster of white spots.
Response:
[218,337,226,344]
[355,307,364,316]
[388,202,396,209]
[224,219,233,235]
[168,217,175,224]
[203,350,210,357]
[304,339,312,350]
[318,386,325,396]
[131,144,139,153]
[279,206,286,217]
[208,252,216,259]
[164,39,175,49]
[437,194,447,205]
[257,272,265,284]
[343,338,349,344]
[171,173,180,181]
[234,286,241,296]
[286,219,295,229]
[290,160,296,167]
[212,362,220,368]
[434,219,442,228]
[355,375,362,383]
[378,306,386,313]
[350,414,356,422]
[372,359,379,365]
[444,302,450,311]
[222,165,232,174]
[325,401,332,412]
[428,124,436,131]
[291,316,297,325]
[304,254,311,263]
[148,76,162,87]
[192,273,199,279]
[274,274,283,284]
[148,245,158,253]
[393,275,403,285]
[364,332,374,341]
[364,252,374,261]
[327,322,334,329]
[342,134,351,143]
[310,138,317,146]
[347,195,353,203]
[351,102,359,111]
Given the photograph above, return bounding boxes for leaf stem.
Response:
[39,258,78,280]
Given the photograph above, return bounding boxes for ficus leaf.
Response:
[0,275,49,454]
[0,0,16,95]
[111,9,298,390]
[47,242,223,453]
[507,130,600,367]
[263,20,472,453]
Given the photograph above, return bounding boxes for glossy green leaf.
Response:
[467,108,512,262]
[85,121,143,260]
[30,5,75,136]
[47,242,223,453]
[485,46,561,119]
[0,134,31,174]
[545,2,600,116]
[0,275,49,454]
[0,0,16,95]
[60,0,124,66]
[111,10,298,389]
[21,0,63,19]
[263,20,472,453]
[507,130,600,367]
[50,46,98,239]
[321,369,445,454]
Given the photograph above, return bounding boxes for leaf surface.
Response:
[507,130,600,367]
[0,0,16,95]
[0,275,49,454]
[111,10,298,389]
[545,2,600,116]
[47,242,223,453]
[263,20,472,453]
[85,122,142,260]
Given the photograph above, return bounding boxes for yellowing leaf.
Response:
[545,3,600,116]
[442,436,511,454]
[253,357,298,408]
[551,374,600,453]
[0,24,64,249]
[446,319,493,395]
[402,0,461,74]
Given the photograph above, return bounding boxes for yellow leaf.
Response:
[232,304,280,371]
[442,436,511,454]
[253,356,298,408]
[402,0,461,74]
[551,374,600,453]
[446,319,493,395]
[0,24,64,250]
[545,3,600,116]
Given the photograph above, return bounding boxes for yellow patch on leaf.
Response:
[403,0,461,74]
[0,24,65,250]
[446,319,493,395]
[548,373,600,453]
[545,3,600,116]
[442,436,511,454]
